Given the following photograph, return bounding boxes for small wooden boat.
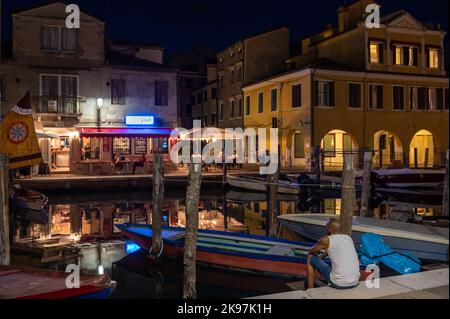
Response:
[278,214,449,262]
[377,187,443,205]
[0,266,116,299]
[373,168,445,188]
[227,175,300,195]
[13,186,49,224]
[116,223,371,280]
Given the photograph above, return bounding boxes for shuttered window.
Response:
[155,81,169,106]
[111,79,126,105]
[245,96,251,116]
[258,92,264,113]
[270,88,277,112]
[369,85,383,110]
[349,83,362,109]
[314,81,334,107]
[61,28,78,52]
[292,84,301,108]
[393,86,404,110]
[41,27,59,51]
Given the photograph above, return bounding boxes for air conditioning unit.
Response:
[48,100,57,112]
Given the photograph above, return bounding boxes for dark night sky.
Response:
[1,0,449,57]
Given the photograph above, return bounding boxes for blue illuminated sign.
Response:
[125,116,154,126]
[126,242,141,254]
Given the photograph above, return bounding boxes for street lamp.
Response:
[96,98,103,127]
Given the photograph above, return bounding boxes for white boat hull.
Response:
[278,214,449,262]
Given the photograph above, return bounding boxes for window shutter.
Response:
[378,43,384,64]
[329,82,335,106]
[369,86,373,109]
[313,81,319,106]
[298,84,302,107]
[436,88,444,110]
[418,87,426,109]
[403,47,410,66]
[376,85,383,109]
[426,49,430,67]
[392,45,396,65]
[412,48,418,66]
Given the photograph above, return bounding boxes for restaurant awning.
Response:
[77,127,173,138]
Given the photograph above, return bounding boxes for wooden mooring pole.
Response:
[183,162,202,299]
[360,151,372,217]
[311,146,321,184]
[150,153,164,259]
[443,149,449,217]
[340,153,356,235]
[267,169,279,238]
[0,154,10,266]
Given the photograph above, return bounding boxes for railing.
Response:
[38,96,80,114]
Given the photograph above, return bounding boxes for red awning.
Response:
[77,127,173,138]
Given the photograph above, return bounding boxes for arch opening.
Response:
[320,129,358,171]
[372,130,403,168]
[409,130,434,168]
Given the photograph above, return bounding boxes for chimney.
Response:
[338,6,350,33]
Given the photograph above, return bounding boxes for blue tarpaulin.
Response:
[358,233,421,275]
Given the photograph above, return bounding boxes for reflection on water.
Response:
[12,188,446,298]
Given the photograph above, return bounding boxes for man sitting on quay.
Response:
[132,153,147,174]
[306,218,360,290]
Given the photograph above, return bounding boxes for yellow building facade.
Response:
[243,3,448,171]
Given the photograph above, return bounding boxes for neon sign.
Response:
[125,116,154,126]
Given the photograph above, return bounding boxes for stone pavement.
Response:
[248,268,449,299]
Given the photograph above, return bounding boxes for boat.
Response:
[227,175,300,195]
[376,187,443,205]
[278,214,449,262]
[373,168,445,188]
[226,190,298,203]
[12,185,49,224]
[116,223,371,280]
[0,266,116,299]
[13,185,48,211]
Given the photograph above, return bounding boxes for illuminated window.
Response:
[134,138,147,155]
[394,45,418,66]
[113,137,130,155]
[428,48,440,68]
[369,41,384,64]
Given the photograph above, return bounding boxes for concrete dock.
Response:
[248,268,449,299]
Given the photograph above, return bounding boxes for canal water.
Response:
[12,187,445,299]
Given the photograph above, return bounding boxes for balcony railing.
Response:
[38,96,80,114]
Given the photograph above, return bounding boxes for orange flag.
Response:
[0,91,43,169]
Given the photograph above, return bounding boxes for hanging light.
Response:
[96,98,103,109]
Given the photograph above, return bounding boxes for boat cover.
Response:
[358,233,421,275]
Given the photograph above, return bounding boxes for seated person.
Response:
[132,153,147,174]
[112,153,124,174]
[306,218,360,290]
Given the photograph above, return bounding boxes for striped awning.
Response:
[77,127,173,138]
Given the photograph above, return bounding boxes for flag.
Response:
[0,91,43,169]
